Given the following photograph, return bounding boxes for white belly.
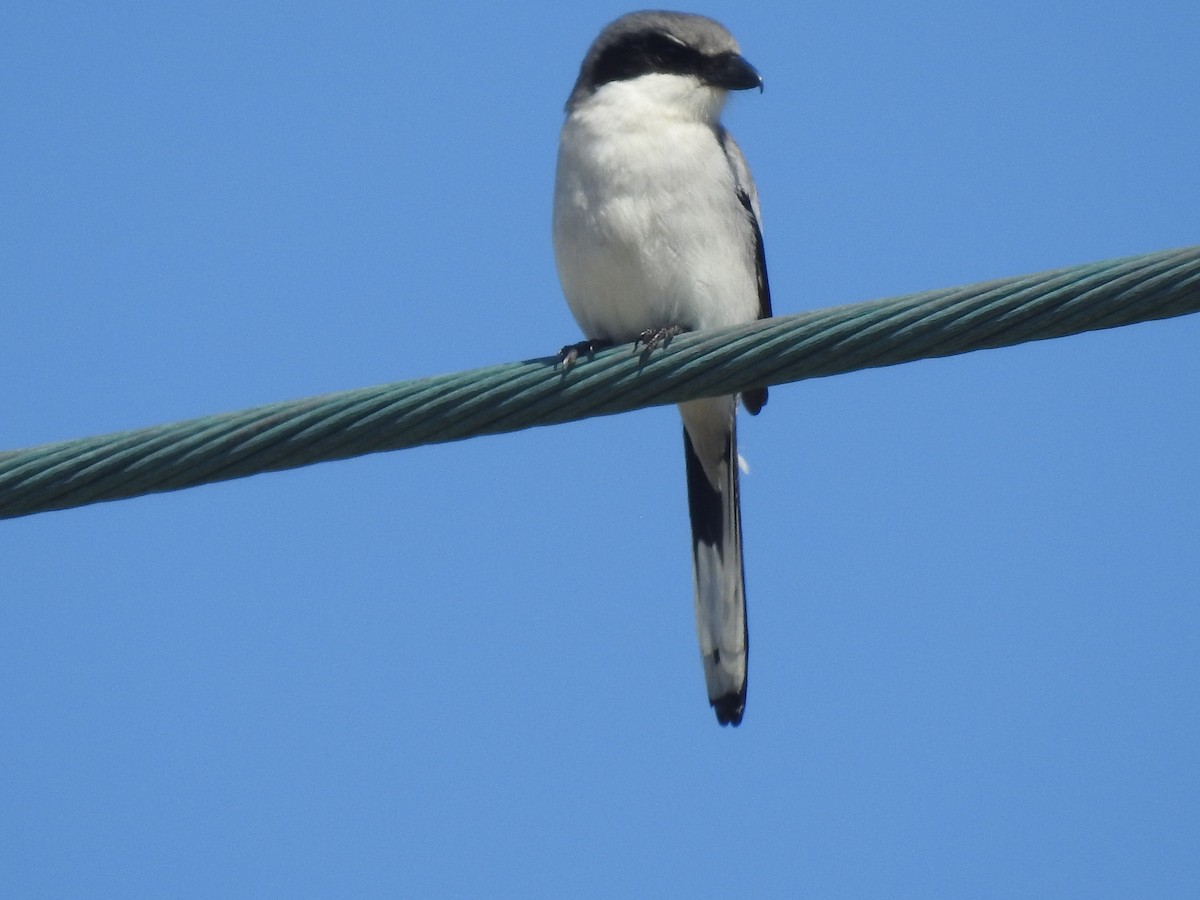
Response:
[552,110,759,343]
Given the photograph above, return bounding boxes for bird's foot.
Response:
[557,338,613,372]
[634,324,686,355]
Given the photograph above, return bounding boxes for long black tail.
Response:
[683,409,747,726]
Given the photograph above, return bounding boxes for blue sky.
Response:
[3,2,1198,896]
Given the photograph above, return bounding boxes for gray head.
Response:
[566,11,761,110]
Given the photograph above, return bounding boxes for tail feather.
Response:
[681,398,747,726]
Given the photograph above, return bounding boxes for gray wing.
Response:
[718,128,771,413]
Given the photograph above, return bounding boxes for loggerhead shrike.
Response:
[552,11,771,726]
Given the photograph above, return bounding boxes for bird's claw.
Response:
[557,338,613,372]
[634,324,686,355]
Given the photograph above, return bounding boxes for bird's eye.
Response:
[589,30,708,87]
[645,33,699,70]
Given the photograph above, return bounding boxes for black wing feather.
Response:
[718,127,771,415]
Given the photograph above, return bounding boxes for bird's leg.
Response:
[634,324,687,355]
[557,338,614,372]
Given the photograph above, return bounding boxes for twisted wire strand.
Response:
[3,245,1198,520]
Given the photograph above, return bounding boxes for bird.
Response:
[552,11,771,726]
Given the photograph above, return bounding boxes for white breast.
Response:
[552,76,760,343]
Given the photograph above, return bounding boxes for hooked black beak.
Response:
[706,52,763,92]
